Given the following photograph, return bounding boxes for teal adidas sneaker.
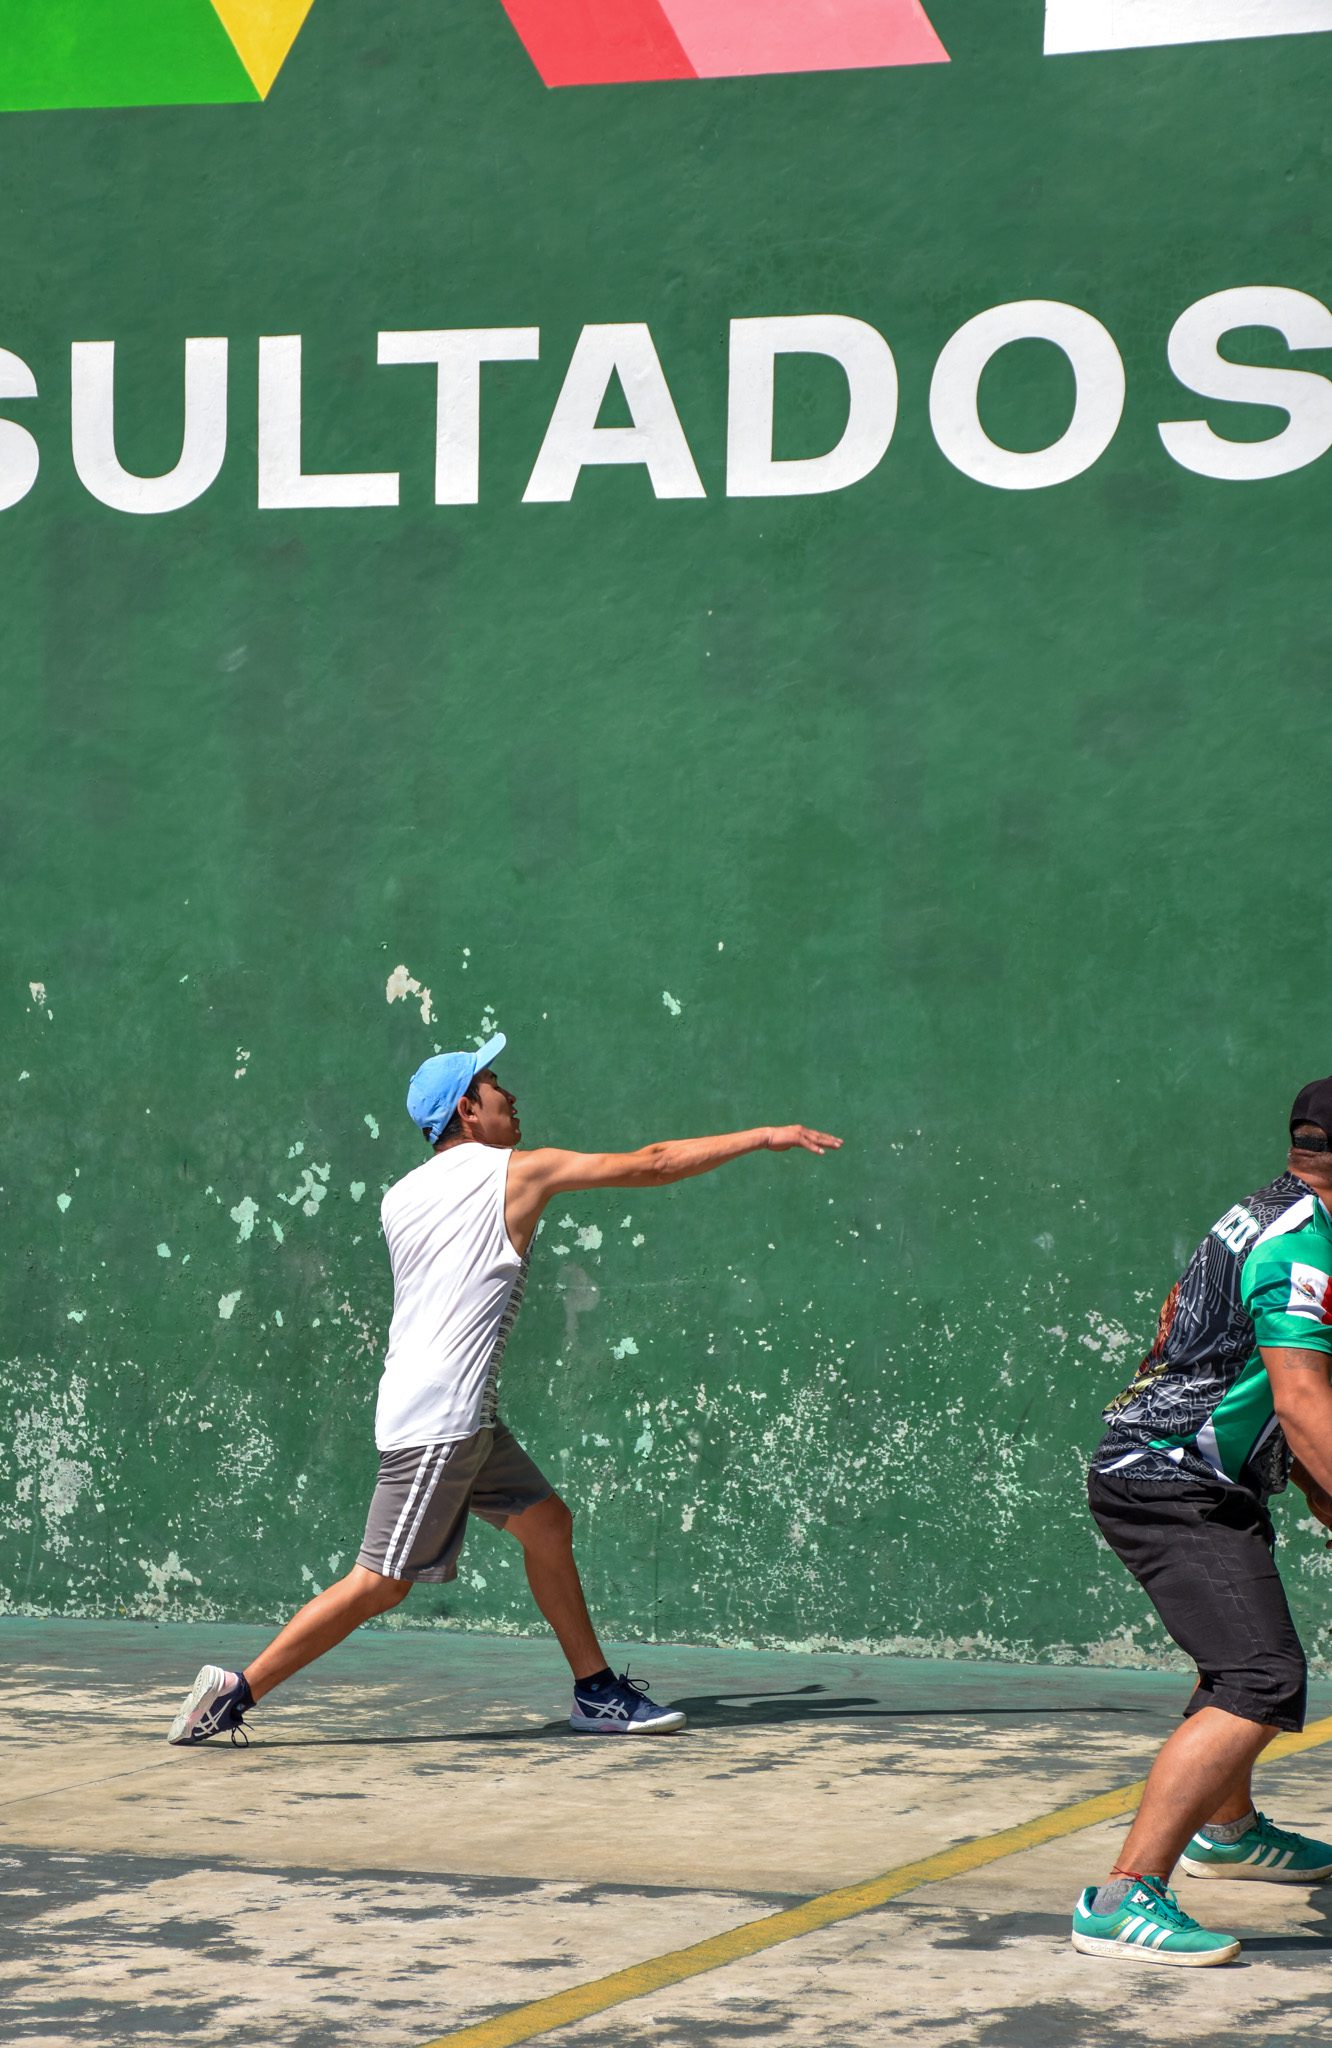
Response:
[1071,1880,1240,1966]
[1179,1812,1332,1883]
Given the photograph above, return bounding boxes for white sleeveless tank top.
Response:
[374,1144,529,1451]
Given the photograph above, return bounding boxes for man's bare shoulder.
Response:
[507,1146,580,1185]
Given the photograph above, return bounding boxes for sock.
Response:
[1201,1807,1258,1844]
[234,1673,255,1709]
[1091,1873,1162,1917]
[577,1666,615,1692]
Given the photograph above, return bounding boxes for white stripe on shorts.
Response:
[381,1443,448,1579]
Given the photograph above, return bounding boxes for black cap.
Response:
[1290,1077,1332,1143]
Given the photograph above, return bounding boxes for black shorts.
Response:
[1087,1469,1307,1733]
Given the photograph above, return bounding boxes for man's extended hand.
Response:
[765,1126,843,1155]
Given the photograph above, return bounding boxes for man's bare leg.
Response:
[1112,1706,1277,1881]
[505,1494,607,1681]
[243,1564,412,1702]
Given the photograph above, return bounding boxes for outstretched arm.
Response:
[505,1124,841,1256]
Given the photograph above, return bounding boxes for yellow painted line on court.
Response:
[417,1713,1332,2048]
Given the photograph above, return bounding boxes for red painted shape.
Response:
[497,0,697,86]
[664,0,948,76]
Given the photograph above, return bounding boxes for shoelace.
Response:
[1135,1882,1196,1931]
[1253,1813,1303,1850]
[196,1699,249,1747]
[616,1672,651,1699]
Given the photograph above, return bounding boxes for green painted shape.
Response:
[2,0,1332,1675]
[0,0,258,111]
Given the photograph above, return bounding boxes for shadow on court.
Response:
[266,1681,1159,1748]
[8,1621,1332,2048]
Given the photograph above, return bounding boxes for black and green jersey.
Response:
[1092,1173,1332,1499]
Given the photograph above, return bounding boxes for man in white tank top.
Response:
[168,1032,841,1745]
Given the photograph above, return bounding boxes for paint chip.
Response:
[662,990,682,1016]
[231,1195,259,1242]
[612,1336,640,1360]
[56,1193,72,1213]
[271,1219,285,1244]
[66,1309,85,1323]
[217,1291,242,1320]
[364,1114,379,1139]
[575,1224,603,1252]
[349,1181,366,1202]
[156,1243,171,1259]
[386,962,434,1025]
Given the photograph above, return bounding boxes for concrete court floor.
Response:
[3,1621,1332,2048]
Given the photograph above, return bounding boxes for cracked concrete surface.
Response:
[3,1621,1332,2047]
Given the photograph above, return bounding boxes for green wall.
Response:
[4,1,1332,1671]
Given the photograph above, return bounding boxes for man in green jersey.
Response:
[1071,1079,1332,1968]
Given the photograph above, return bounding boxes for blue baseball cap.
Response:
[406,1034,507,1144]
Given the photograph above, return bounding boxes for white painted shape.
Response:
[662,990,682,1016]
[217,1291,242,1320]
[350,1181,366,1202]
[71,338,228,514]
[157,1243,171,1258]
[377,327,540,503]
[0,347,39,510]
[727,315,898,498]
[1159,288,1332,481]
[930,301,1125,489]
[524,324,706,502]
[364,1114,380,1138]
[258,336,399,509]
[575,1223,603,1252]
[28,981,46,1006]
[1045,0,1332,52]
[385,962,434,1024]
[56,1193,71,1213]
[230,1195,259,1242]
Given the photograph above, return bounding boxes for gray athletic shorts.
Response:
[356,1423,553,1583]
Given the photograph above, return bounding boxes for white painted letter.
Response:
[378,328,540,504]
[258,336,398,509]
[0,348,38,511]
[727,315,897,498]
[71,339,228,514]
[1159,288,1332,481]
[929,301,1125,490]
[524,324,705,503]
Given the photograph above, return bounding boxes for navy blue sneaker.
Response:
[569,1671,686,1734]
[167,1665,251,1746]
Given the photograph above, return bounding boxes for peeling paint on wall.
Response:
[385,963,434,1025]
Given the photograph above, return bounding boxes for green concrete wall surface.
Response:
[3,1,1332,1670]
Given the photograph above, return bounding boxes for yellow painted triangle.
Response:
[208,0,318,98]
